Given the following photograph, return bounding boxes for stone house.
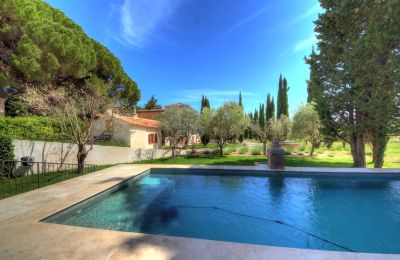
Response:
[92,113,162,149]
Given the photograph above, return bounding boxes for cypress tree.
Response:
[200,95,211,146]
[277,74,283,119]
[259,103,265,130]
[266,94,274,121]
[271,97,275,120]
[201,95,210,113]
[239,92,243,107]
[282,77,289,118]
[253,109,259,125]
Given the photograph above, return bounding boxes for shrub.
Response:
[238,147,249,154]
[224,147,236,155]
[250,147,262,155]
[284,150,292,155]
[203,149,212,155]
[0,117,67,141]
[212,148,220,155]
[0,136,15,176]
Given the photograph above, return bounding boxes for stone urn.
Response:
[268,137,285,170]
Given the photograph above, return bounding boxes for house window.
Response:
[148,133,158,144]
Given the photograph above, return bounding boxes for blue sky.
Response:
[45,0,321,114]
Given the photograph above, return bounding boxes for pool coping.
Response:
[0,164,399,260]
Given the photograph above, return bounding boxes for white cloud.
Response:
[293,35,317,53]
[219,5,271,39]
[288,3,320,27]
[268,3,321,33]
[118,0,183,48]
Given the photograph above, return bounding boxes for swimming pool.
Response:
[43,168,400,254]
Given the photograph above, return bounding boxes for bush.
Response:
[0,136,15,176]
[238,147,249,154]
[250,147,262,155]
[285,150,292,155]
[212,148,220,155]
[224,147,236,155]
[0,117,67,141]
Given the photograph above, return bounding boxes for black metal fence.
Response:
[0,160,96,200]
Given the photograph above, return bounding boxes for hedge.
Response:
[0,117,67,141]
[0,135,15,176]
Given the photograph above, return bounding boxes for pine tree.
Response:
[144,95,162,109]
[239,92,243,107]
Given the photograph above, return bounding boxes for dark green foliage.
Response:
[0,135,14,161]
[0,117,68,141]
[5,95,27,116]
[258,103,265,130]
[200,95,210,113]
[308,0,400,168]
[277,75,289,119]
[266,94,274,121]
[201,134,210,146]
[200,95,210,145]
[238,92,243,107]
[0,0,140,105]
[143,95,162,109]
[0,135,15,176]
[253,109,259,125]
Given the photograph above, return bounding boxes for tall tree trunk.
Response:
[373,132,388,168]
[219,145,224,156]
[309,143,315,157]
[77,144,87,173]
[0,97,6,117]
[171,147,176,159]
[349,133,366,168]
[262,141,267,155]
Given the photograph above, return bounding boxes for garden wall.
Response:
[12,140,179,165]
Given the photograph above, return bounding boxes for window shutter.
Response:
[148,134,151,144]
[155,134,158,143]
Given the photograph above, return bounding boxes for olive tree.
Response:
[292,103,322,156]
[266,115,291,142]
[200,102,247,156]
[23,86,111,173]
[159,105,198,158]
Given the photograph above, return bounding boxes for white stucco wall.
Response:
[12,140,180,165]
[130,125,161,149]
[91,116,161,149]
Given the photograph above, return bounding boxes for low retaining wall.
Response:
[13,140,179,165]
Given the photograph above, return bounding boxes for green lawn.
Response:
[136,154,400,168]
[0,164,112,200]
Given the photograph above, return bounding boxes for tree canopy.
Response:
[143,95,162,109]
[0,0,140,106]
[307,0,400,167]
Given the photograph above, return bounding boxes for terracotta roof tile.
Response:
[114,114,160,128]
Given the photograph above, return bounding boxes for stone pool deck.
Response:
[0,164,399,260]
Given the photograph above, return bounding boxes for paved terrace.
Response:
[0,164,399,260]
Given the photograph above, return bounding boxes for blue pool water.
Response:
[44,169,400,254]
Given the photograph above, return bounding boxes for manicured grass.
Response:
[136,154,400,168]
[0,164,112,200]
